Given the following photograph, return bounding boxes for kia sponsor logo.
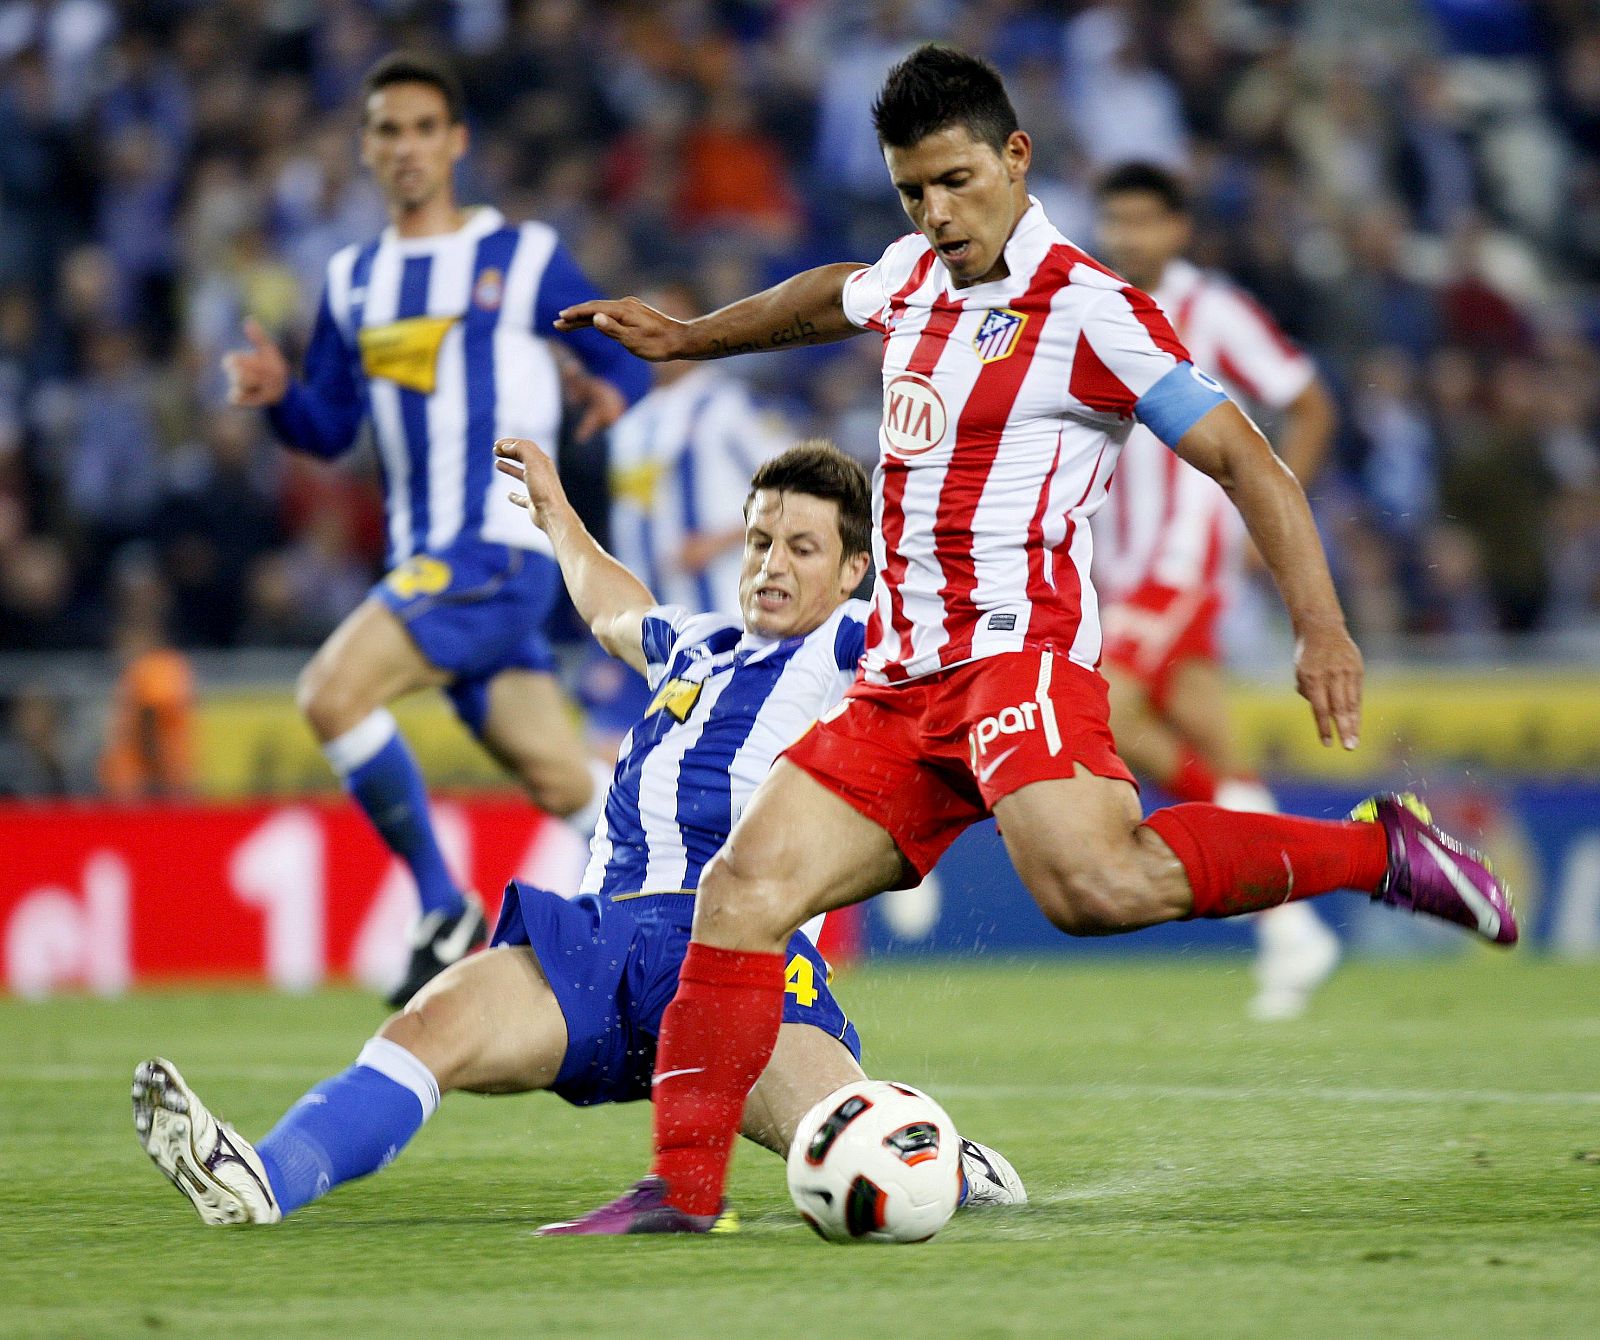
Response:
[882,372,947,457]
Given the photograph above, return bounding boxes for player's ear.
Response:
[840,549,870,594]
[450,120,468,163]
[1004,130,1031,180]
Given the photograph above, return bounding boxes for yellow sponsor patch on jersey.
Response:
[610,458,667,510]
[358,315,457,394]
[646,677,704,723]
[385,556,453,599]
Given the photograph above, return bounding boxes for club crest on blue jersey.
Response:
[973,307,1028,363]
[473,266,504,311]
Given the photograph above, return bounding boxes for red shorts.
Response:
[783,649,1135,879]
[1099,581,1222,711]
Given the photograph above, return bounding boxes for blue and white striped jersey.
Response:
[582,599,870,934]
[608,366,787,617]
[267,207,648,566]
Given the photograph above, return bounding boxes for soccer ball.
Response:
[787,1080,963,1244]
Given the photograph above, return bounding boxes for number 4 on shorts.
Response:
[784,955,818,1007]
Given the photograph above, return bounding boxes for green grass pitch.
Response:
[2,955,1597,1339]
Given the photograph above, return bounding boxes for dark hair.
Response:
[1096,161,1189,214]
[746,440,871,560]
[872,43,1019,153]
[360,51,464,124]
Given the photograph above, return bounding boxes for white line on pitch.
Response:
[935,1082,1600,1107]
[5,1062,321,1082]
[5,1065,1600,1107]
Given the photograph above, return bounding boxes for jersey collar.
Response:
[936,194,1053,299]
[736,628,780,657]
[382,206,505,254]
[735,601,846,659]
[1154,257,1202,311]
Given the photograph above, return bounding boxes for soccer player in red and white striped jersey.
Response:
[548,44,1516,1235]
[1092,162,1344,1021]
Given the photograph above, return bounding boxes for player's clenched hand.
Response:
[1293,623,1364,750]
[494,438,566,528]
[554,297,687,361]
[222,318,290,407]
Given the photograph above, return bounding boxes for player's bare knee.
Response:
[1025,860,1146,936]
[696,851,800,949]
[296,662,359,741]
[515,755,590,818]
[378,990,474,1091]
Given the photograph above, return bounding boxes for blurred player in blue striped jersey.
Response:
[583,281,789,748]
[132,438,1024,1227]
[608,282,789,619]
[223,53,650,1005]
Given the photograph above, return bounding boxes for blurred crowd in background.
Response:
[3,0,1600,796]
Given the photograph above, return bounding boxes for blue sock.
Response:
[324,710,466,917]
[256,1038,440,1216]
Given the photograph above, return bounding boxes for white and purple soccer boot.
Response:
[132,1058,281,1225]
[537,1176,736,1237]
[958,1139,1028,1208]
[1352,794,1518,946]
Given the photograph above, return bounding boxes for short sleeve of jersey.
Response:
[640,605,692,689]
[833,601,869,672]
[1071,286,1192,412]
[1073,288,1229,447]
[840,236,928,333]
[1206,286,1316,409]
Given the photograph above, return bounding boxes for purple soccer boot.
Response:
[537,1176,736,1237]
[1352,794,1518,945]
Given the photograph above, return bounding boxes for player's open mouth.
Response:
[938,240,972,264]
[754,586,791,610]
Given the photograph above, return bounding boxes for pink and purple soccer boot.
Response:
[537,1176,735,1237]
[1353,793,1517,945]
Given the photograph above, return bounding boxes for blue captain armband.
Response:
[1133,362,1230,447]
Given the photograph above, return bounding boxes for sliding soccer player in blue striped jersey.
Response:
[224,53,649,1005]
[132,438,1024,1226]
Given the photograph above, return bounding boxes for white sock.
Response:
[1256,898,1333,946]
[356,1036,441,1121]
[1213,777,1278,814]
[321,710,399,779]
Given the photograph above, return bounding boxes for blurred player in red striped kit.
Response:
[1092,162,1344,1021]
[546,44,1517,1235]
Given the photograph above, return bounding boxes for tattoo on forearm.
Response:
[768,312,820,348]
[708,335,760,357]
[707,312,821,359]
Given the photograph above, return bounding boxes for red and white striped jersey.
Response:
[1092,259,1316,604]
[841,200,1227,685]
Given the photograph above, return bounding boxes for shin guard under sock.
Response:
[649,942,785,1217]
[1144,803,1389,919]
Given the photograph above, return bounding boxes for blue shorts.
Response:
[372,541,560,733]
[490,885,861,1107]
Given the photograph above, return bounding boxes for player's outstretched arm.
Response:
[228,303,365,459]
[494,437,654,674]
[1174,401,1363,752]
[553,263,866,362]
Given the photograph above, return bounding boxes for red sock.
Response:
[650,942,785,1216]
[1143,803,1389,919]
[1165,747,1220,803]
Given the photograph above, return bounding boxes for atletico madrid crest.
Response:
[972,307,1027,362]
